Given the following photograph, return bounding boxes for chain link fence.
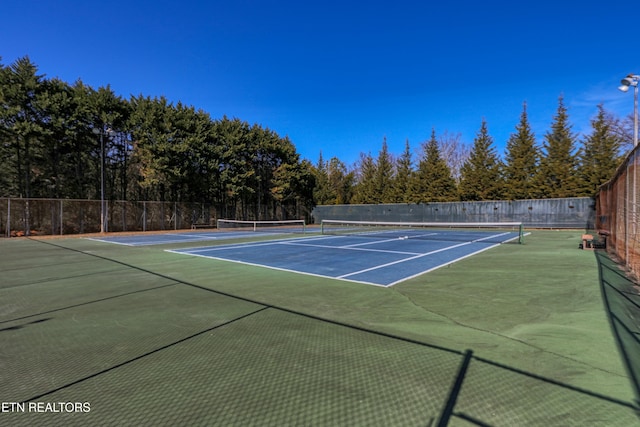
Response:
[0,198,218,236]
[0,198,311,237]
[597,145,640,279]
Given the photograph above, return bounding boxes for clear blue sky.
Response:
[2,0,638,166]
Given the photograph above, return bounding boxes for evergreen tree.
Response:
[392,139,413,203]
[0,56,47,199]
[537,95,579,198]
[373,137,395,203]
[89,85,129,203]
[327,157,354,204]
[503,102,539,199]
[0,56,315,220]
[352,151,376,204]
[578,104,622,196]
[411,129,457,202]
[311,151,333,205]
[458,120,503,201]
[286,159,316,216]
[130,98,182,200]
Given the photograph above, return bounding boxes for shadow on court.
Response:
[0,236,637,426]
[596,250,640,409]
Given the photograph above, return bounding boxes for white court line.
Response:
[282,234,401,246]
[358,230,438,240]
[175,236,310,253]
[164,249,389,287]
[282,233,438,250]
[165,233,224,238]
[279,241,421,256]
[386,243,501,286]
[338,241,472,279]
[473,231,511,242]
[339,236,428,248]
[339,231,520,283]
[87,231,251,246]
[85,237,137,246]
[166,231,525,287]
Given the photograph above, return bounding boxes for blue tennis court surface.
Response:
[87,231,272,246]
[167,230,523,287]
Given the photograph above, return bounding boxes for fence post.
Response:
[25,199,30,236]
[436,349,473,427]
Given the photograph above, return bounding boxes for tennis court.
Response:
[1,229,637,426]
[167,226,524,286]
[88,219,309,246]
[88,230,262,246]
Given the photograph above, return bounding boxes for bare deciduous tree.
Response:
[438,130,470,183]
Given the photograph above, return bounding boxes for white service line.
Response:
[85,237,137,246]
[339,237,424,248]
[279,240,421,256]
[386,243,501,286]
[175,237,310,253]
[166,250,389,287]
[473,231,511,242]
[338,241,472,279]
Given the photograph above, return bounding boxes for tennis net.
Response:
[217,219,306,233]
[320,220,525,244]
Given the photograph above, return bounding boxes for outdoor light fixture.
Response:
[617,74,640,268]
[619,74,638,93]
[618,74,639,147]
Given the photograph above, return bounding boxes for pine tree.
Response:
[537,95,579,198]
[503,102,539,200]
[412,129,457,202]
[578,104,622,196]
[374,137,395,203]
[458,120,503,201]
[327,157,354,204]
[0,56,47,199]
[392,140,413,203]
[311,151,334,205]
[352,151,376,204]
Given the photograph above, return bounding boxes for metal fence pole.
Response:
[436,349,473,427]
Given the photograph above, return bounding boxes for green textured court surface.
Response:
[0,230,638,426]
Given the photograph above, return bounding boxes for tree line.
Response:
[0,57,315,220]
[1,56,630,221]
[313,98,628,205]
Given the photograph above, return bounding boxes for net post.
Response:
[7,198,11,238]
[519,223,524,244]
